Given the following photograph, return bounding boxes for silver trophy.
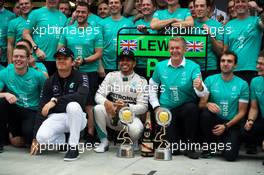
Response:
[154,108,172,161]
[117,107,134,158]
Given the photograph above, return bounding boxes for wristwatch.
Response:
[33,45,38,52]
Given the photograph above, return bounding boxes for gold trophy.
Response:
[117,107,134,158]
[154,108,172,161]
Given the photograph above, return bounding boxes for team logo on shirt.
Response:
[232,86,237,92]
[69,82,75,89]
[53,85,59,93]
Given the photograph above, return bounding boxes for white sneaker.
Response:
[94,139,109,153]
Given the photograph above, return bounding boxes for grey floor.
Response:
[0,144,264,175]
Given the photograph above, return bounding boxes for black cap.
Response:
[119,50,135,61]
[54,47,74,59]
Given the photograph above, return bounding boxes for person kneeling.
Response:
[30,47,89,161]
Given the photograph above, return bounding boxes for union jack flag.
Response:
[186,41,204,52]
[120,40,138,51]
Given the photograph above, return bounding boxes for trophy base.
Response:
[154,148,172,161]
[117,144,134,158]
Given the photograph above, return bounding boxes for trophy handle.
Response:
[154,126,170,150]
[117,125,133,145]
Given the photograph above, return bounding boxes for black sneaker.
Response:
[58,144,68,153]
[200,150,213,159]
[185,150,200,159]
[246,145,257,154]
[64,146,79,161]
[171,149,181,156]
[0,145,3,153]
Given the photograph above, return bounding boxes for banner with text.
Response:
[117,34,208,58]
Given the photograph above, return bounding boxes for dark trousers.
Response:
[241,116,264,146]
[0,99,37,145]
[0,99,8,146]
[166,103,200,146]
[200,109,241,161]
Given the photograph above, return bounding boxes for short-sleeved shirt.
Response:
[8,63,47,76]
[0,8,16,62]
[35,62,48,74]
[250,76,264,118]
[0,64,4,71]
[153,8,191,21]
[8,16,27,44]
[205,74,249,120]
[134,18,157,68]
[25,7,67,61]
[99,16,134,70]
[59,23,103,72]
[194,18,223,71]
[151,58,201,109]
[224,16,263,71]
[0,65,46,110]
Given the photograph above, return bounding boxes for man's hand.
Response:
[28,55,36,68]
[41,101,56,117]
[206,102,221,114]
[97,64,105,78]
[104,100,117,117]
[249,1,263,12]
[137,25,148,33]
[244,120,254,131]
[154,106,161,114]
[74,57,83,67]
[30,139,40,155]
[193,76,203,91]
[72,10,78,20]
[212,124,225,136]
[35,48,46,60]
[171,18,183,27]
[4,93,17,104]
[114,100,126,112]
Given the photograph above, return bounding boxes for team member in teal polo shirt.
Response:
[58,2,103,143]
[241,51,264,155]
[7,0,33,64]
[134,0,157,77]
[0,45,46,153]
[193,0,223,78]
[16,39,48,77]
[97,1,110,19]
[150,0,193,32]
[199,51,249,161]
[224,0,264,84]
[66,0,102,26]
[149,37,208,159]
[7,0,48,76]
[99,0,134,72]
[124,0,142,23]
[23,0,67,75]
[0,0,16,66]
